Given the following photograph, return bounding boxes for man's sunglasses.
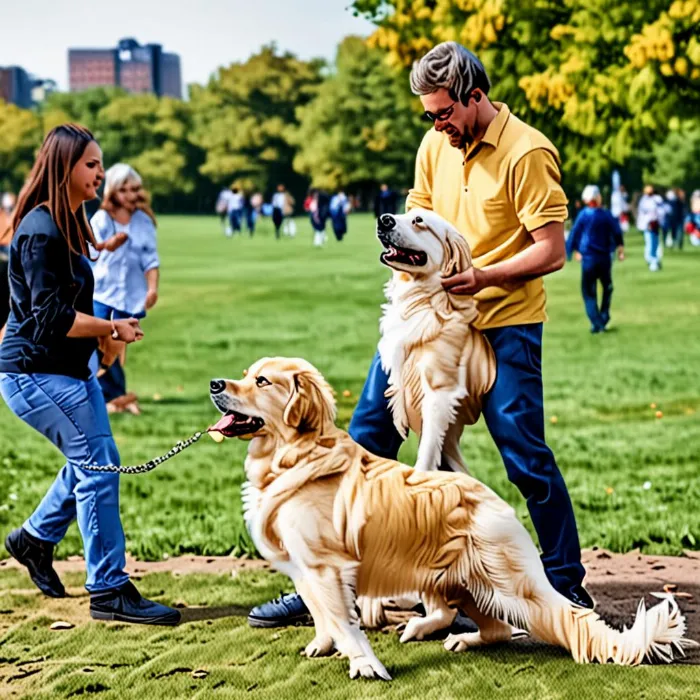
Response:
[423,100,458,123]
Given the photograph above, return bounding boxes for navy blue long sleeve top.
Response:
[0,206,97,380]
[566,206,624,262]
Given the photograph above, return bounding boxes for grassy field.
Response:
[1,213,699,698]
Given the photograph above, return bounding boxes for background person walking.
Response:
[566,185,625,333]
[90,164,160,415]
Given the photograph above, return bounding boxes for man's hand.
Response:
[617,246,625,262]
[574,252,583,262]
[441,267,489,295]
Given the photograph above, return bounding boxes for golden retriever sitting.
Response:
[376,208,495,473]
[209,358,694,680]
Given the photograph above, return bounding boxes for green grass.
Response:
[1,214,699,698]
[1,213,698,560]
[1,569,698,699]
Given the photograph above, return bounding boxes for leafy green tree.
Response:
[351,0,700,191]
[292,36,426,193]
[188,44,324,203]
[0,101,42,193]
[646,119,700,192]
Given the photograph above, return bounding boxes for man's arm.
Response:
[443,148,568,294]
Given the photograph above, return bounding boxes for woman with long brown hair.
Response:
[0,125,179,626]
[91,163,160,415]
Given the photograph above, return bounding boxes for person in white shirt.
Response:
[215,188,232,235]
[90,164,160,414]
[610,185,630,232]
[226,187,244,236]
[636,185,665,272]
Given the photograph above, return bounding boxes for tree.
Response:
[0,101,42,193]
[189,45,324,203]
[95,95,202,207]
[351,0,700,190]
[646,118,700,192]
[291,36,426,194]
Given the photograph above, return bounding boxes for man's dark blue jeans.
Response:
[348,323,586,600]
[581,256,613,331]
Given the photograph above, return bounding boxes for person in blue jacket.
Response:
[0,124,180,626]
[566,185,625,333]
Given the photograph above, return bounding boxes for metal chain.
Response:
[82,431,204,474]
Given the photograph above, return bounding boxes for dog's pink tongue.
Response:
[210,413,235,433]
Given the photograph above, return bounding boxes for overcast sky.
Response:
[0,0,375,90]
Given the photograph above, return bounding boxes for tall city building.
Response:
[69,38,182,99]
[0,66,33,108]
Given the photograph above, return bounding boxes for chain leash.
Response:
[82,431,204,474]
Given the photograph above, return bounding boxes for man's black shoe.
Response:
[5,527,65,598]
[248,592,313,628]
[90,581,181,626]
[567,585,595,610]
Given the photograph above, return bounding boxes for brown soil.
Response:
[3,547,699,663]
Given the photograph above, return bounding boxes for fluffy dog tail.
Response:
[527,594,696,665]
[464,497,697,666]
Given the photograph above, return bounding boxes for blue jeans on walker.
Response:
[348,323,586,599]
[581,257,613,330]
[93,301,144,403]
[0,371,129,592]
[644,229,660,267]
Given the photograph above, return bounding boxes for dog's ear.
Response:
[283,370,337,433]
[440,231,472,278]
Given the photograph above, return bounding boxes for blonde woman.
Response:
[90,164,160,414]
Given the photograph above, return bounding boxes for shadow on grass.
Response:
[179,604,252,623]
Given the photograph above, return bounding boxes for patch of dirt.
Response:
[2,548,699,663]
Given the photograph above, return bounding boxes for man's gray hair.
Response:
[410,42,491,103]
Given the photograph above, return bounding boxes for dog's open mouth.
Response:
[379,242,427,267]
[209,410,265,438]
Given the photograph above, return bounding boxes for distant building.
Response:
[0,66,33,108]
[69,37,182,99]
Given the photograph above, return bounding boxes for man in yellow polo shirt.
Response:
[247,41,591,629]
[349,42,592,610]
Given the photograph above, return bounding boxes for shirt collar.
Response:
[462,102,510,162]
[480,102,510,148]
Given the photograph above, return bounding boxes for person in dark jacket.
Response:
[374,183,398,218]
[566,185,625,333]
[0,124,180,626]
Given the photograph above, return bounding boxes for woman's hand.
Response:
[112,318,144,344]
[145,289,158,310]
[102,232,129,252]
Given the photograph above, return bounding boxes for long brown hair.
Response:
[11,124,98,256]
[100,163,157,225]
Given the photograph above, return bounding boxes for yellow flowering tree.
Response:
[351,0,700,185]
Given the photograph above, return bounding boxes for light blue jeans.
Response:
[644,229,660,267]
[0,371,129,592]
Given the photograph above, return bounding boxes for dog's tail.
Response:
[465,497,697,665]
[527,594,696,665]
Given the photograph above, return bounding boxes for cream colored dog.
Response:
[209,358,695,681]
[376,208,495,473]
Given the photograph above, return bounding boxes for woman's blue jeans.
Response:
[0,371,129,592]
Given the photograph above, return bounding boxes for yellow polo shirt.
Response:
[406,103,568,330]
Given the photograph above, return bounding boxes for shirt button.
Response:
[464,187,469,193]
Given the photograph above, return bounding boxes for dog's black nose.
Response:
[378,214,396,232]
[210,379,226,395]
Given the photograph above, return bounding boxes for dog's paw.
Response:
[304,635,334,658]
[399,616,429,643]
[349,655,392,681]
[444,632,480,653]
